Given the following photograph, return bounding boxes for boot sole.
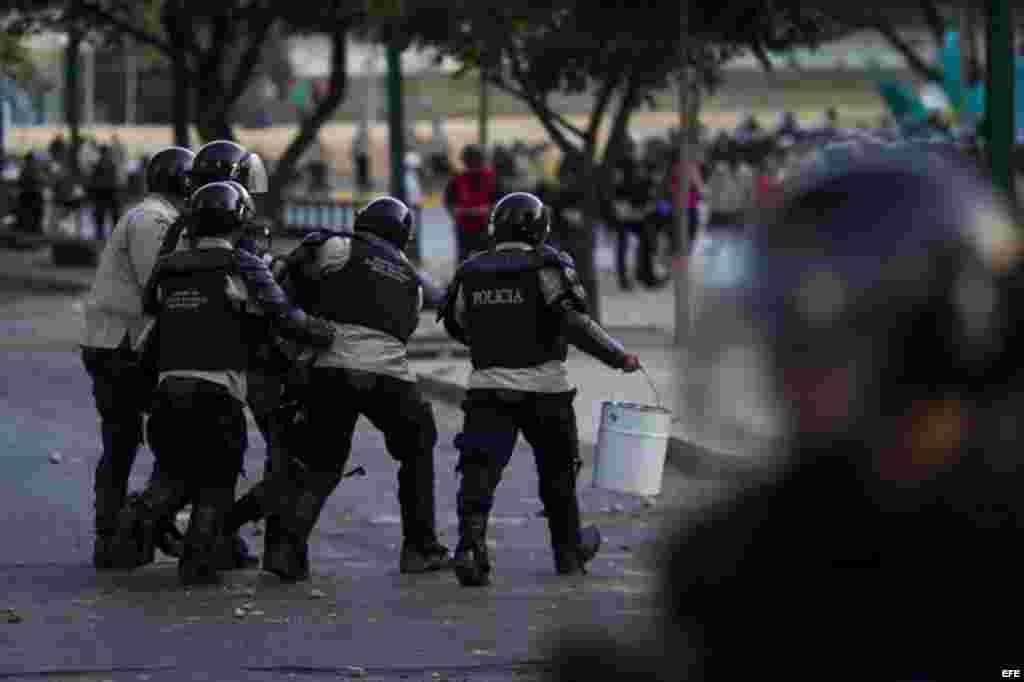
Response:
[262,549,310,582]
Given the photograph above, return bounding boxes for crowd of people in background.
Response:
[0,133,148,240]
[1,105,974,291]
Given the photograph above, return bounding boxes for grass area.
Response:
[342,68,891,125]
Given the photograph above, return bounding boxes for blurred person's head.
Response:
[547,151,1024,682]
[460,144,485,170]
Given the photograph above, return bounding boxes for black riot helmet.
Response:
[488,192,550,246]
[353,196,414,250]
[190,140,268,194]
[145,146,194,199]
[187,181,256,239]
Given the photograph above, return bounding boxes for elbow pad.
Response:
[559,302,628,369]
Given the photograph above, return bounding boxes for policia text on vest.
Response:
[471,288,525,305]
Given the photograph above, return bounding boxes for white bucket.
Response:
[593,401,672,497]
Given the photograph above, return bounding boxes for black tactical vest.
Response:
[313,232,419,343]
[154,248,249,373]
[458,248,568,370]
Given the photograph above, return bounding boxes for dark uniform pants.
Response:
[142,377,247,575]
[301,367,440,546]
[146,377,248,492]
[81,346,149,536]
[455,388,583,551]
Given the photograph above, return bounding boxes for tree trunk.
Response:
[264,27,349,227]
[578,152,603,324]
[171,53,191,148]
[65,21,82,178]
[195,74,236,143]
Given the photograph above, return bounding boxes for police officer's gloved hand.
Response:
[269,255,289,280]
[236,236,261,256]
[622,354,641,373]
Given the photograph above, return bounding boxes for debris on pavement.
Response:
[346,665,366,677]
[309,588,326,599]
[48,451,62,463]
[4,607,22,623]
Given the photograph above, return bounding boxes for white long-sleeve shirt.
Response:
[80,194,180,349]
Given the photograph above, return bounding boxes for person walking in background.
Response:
[610,138,654,290]
[444,144,498,262]
[671,148,707,252]
[89,145,122,240]
[16,152,46,235]
[426,114,451,188]
[707,155,749,231]
[753,149,788,213]
[403,151,425,264]
[353,122,371,193]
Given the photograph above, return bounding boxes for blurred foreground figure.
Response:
[546,152,1024,680]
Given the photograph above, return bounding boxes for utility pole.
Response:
[65,14,82,178]
[985,0,1015,203]
[387,40,405,204]
[675,51,698,346]
[124,38,137,125]
[82,41,94,127]
[479,54,489,149]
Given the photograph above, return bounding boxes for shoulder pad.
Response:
[538,246,587,312]
[299,228,342,248]
[539,244,576,271]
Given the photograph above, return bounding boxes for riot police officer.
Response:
[113,181,335,585]
[439,192,641,587]
[260,196,449,582]
[151,140,280,565]
[80,146,194,569]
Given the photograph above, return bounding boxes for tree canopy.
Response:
[399,1,836,320]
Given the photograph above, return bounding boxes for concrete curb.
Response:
[415,370,770,482]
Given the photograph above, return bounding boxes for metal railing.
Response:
[280,199,360,233]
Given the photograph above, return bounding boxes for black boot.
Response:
[216,533,259,570]
[179,488,233,586]
[92,415,143,570]
[225,481,267,535]
[453,514,491,587]
[554,525,602,576]
[262,472,339,582]
[400,540,451,574]
[217,482,265,570]
[109,474,188,571]
[155,519,185,559]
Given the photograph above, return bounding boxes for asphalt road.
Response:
[0,286,730,681]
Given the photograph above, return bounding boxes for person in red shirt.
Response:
[445,145,499,263]
[753,150,787,212]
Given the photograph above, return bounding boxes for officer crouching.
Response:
[114,181,335,585]
[261,196,449,581]
[439,192,641,587]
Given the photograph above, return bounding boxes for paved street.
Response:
[0,285,732,681]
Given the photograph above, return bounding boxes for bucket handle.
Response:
[640,366,664,411]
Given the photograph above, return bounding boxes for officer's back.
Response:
[290,198,422,382]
